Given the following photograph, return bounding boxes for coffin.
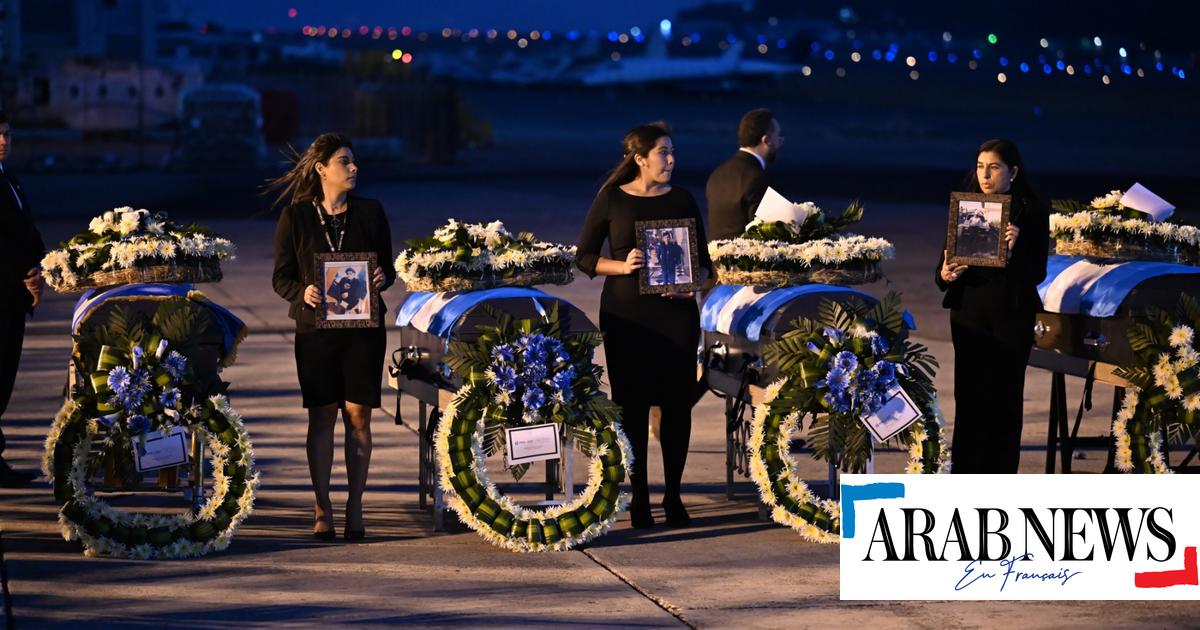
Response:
[393,288,598,393]
[1034,255,1200,365]
[701,285,884,390]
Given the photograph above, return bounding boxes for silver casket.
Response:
[1030,255,1200,473]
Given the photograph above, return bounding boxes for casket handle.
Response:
[1033,320,1050,338]
[1083,333,1109,349]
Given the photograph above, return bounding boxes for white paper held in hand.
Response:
[1120,182,1174,222]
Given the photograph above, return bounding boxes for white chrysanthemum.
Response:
[118,211,141,236]
[1168,326,1194,349]
[1164,376,1184,400]
[1091,190,1124,209]
[1153,353,1177,386]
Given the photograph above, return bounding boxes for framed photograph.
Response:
[314,251,380,328]
[946,192,1011,268]
[860,385,925,443]
[634,218,702,295]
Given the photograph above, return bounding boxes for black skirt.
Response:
[293,325,387,408]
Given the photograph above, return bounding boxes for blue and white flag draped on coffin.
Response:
[1037,255,1200,317]
[701,284,916,342]
[396,287,566,339]
[71,283,248,359]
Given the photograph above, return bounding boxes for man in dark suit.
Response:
[705,109,785,240]
[0,111,46,486]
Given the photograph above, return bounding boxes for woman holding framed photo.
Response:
[268,133,395,540]
[935,139,1049,473]
[576,122,712,528]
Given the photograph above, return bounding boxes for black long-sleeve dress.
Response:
[935,193,1049,473]
[576,185,711,505]
[273,195,395,408]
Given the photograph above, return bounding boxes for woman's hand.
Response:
[622,248,645,275]
[303,284,321,308]
[372,267,386,289]
[1005,224,1020,260]
[24,266,42,309]
[940,249,968,283]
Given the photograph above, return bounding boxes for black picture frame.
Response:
[314,251,381,328]
[634,218,702,295]
[947,192,1011,268]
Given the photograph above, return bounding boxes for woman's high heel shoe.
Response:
[344,528,365,541]
[313,528,336,541]
[662,497,691,528]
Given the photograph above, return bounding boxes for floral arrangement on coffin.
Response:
[41,207,236,293]
[748,293,949,542]
[1050,189,1199,265]
[1111,295,1200,474]
[395,219,576,292]
[43,299,258,559]
[434,302,633,552]
[709,200,895,287]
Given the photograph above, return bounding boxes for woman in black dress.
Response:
[269,133,395,539]
[936,139,1048,473]
[576,122,711,528]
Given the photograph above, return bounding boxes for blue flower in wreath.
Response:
[870,335,890,356]
[872,360,896,387]
[551,368,577,400]
[492,365,518,393]
[163,351,188,381]
[806,341,822,354]
[107,366,132,392]
[522,387,546,411]
[823,327,845,344]
[131,345,145,369]
[824,390,853,414]
[491,345,515,365]
[825,366,852,393]
[160,387,182,409]
[833,351,858,373]
[127,414,151,434]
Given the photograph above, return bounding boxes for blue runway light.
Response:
[607,31,618,42]
[972,49,982,60]
[1042,64,1052,75]
[824,50,835,60]
[1019,62,1029,73]
[1056,60,1065,70]
[872,50,882,60]
[811,41,822,52]
[659,19,672,38]
[567,30,579,41]
[927,51,937,62]
[999,56,1008,67]
[777,39,787,49]
[947,53,957,63]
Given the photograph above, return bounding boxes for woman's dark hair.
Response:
[598,121,672,193]
[738,108,774,148]
[964,138,1042,207]
[264,133,354,208]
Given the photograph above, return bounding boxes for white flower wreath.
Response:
[43,395,259,559]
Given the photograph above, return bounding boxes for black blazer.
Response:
[0,168,46,313]
[705,151,768,241]
[272,195,396,327]
[935,193,1050,317]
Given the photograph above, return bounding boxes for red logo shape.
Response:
[1135,546,1198,588]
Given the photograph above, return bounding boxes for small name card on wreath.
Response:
[133,426,189,472]
[505,423,561,466]
[861,385,924,443]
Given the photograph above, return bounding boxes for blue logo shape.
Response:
[841,483,905,538]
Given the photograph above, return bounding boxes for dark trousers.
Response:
[949,312,1034,473]
[615,397,692,507]
[0,306,27,456]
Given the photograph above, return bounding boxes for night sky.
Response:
[185,0,710,32]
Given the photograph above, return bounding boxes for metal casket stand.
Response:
[390,297,598,531]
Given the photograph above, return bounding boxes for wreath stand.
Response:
[389,362,576,532]
[705,359,872,508]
